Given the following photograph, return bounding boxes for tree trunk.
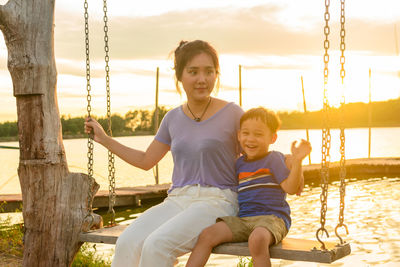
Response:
[0,1,101,266]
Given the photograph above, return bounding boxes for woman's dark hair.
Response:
[173,40,220,94]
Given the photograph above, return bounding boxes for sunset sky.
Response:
[0,0,399,122]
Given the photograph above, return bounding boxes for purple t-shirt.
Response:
[155,102,244,192]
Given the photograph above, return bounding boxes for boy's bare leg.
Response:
[186,221,233,267]
[248,227,274,267]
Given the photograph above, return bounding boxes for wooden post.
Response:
[0,1,100,266]
[238,65,242,107]
[301,76,312,165]
[368,69,372,158]
[395,24,399,58]
[154,67,160,184]
[395,24,400,98]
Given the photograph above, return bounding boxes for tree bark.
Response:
[0,1,101,266]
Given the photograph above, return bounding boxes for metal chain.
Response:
[335,0,349,244]
[316,0,331,250]
[102,0,117,226]
[84,0,94,219]
[339,0,346,84]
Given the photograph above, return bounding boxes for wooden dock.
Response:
[0,183,170,213]
[1,157,399,213]
[302,157,400,184]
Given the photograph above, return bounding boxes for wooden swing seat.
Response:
[79,225,351,263]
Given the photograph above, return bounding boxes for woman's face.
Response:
[180,52,217,102]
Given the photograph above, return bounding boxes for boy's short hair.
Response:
[240,107,281,134]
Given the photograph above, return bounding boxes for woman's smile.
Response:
[181,52,217,103]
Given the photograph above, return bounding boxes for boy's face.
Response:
[238,118,277,160]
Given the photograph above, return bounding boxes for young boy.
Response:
[186,107,312,267]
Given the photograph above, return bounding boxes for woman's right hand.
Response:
[84,117,108,144]
[84,116,169,170]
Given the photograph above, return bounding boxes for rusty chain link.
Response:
[84,0,94,221]
[316,0,331,250]
[335,0,349,244]
[103,0,117,226]
[84,0,116,227]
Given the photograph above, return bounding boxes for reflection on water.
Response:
[278,177,400,267]
[1,128,400,266]
[92,178,400,266]
[1,127,400,194]
[1,178,399,266]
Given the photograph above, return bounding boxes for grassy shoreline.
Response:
[0,219,112,267]
[0,202,161,266]
[0,204,112,266]
[0,131,154,143]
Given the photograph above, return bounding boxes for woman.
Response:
[85,40,244,267]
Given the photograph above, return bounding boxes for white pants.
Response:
[111,185,238,267]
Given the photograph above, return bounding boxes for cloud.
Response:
[377,70,400,77]
[241,63,312,71]
[54,3,400,66]
[346,19,400,56]
[57,92,101,98]
[56,58,172,78]
[53,5,321,61]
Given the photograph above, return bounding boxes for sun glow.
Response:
[218,50,400,113]
[0,0,399,122]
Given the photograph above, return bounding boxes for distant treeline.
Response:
[0,106,169,140]
[1,99,399,140]
[278,98,400,129]
[59,106,169,138]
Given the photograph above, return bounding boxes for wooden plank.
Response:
[79,226,351,263]
[80,224,128,244]
[213,238,351,263]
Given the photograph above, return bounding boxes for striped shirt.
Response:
[237,151,291,230]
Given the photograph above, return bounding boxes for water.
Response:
[1,127,400,266]
[1,127,400,194]
[82,177,400,266]
[279,177,400,267]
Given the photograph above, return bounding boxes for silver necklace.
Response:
[186,97,212,122]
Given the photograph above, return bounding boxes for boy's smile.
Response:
[238,118,277,161]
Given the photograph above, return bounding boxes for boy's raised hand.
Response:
[291,139,312,161]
